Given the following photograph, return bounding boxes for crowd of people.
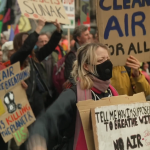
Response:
[0,18,150,150]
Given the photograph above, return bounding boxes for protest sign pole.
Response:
[62,0,75,52]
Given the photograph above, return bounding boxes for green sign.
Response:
[80,0,90,24]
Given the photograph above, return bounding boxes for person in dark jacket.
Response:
[27,43,118,150]
[10,18,62,117]
[64,25,90,81]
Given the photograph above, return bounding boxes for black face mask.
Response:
[89,60,113,81]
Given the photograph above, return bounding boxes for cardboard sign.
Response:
[92,102,150,150]
[0,62,36,145]
[17,0,70,24]
[96,0,150,66]
[77,92,146,150]
[63,0,75,29]
[13,126,29,146]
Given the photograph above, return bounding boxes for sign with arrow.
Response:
[18,15,31,32]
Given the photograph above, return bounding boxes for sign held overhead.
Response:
[17,0,70,24]
[96,0,150,66]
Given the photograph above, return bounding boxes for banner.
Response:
[0,62,36,146]
[77,92,146,150]
[17,0,70,25]
[96,0,150,66]
[62,0,75,29]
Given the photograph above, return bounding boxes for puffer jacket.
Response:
[111,66,150,96]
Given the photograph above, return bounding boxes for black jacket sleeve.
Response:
[29,89,77,145]
[36,30,62,62]
[10,31,39,65]
[10,30,62,65]
[64,52,76,80]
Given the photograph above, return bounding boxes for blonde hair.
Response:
[71,43,109,90]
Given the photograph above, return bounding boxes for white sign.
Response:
[93,102,150,150]
[63,0,75,29]
[17,0,70,25]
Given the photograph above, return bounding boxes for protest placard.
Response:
[63,0,75,29]
[17,0,70,24]
[0,62,36,146]
[77,92,147,150]
[96,0,150,66]
[92,102,150,150]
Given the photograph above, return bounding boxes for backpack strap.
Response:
[70,85,77,94]
[124,66,131,77]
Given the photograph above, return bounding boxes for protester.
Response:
[36,33,50,49]
[141,62,149,73]
[27,43,118,150]
[0,33,7,45]
[61,35,68,52]
[111,56,150,96]
[89,33,95,42]
[1,41,15,62]
[10,18,62,117]
[70,39,75,49]
[94,31,99,43]
[141,62,150,84]
[1,41,27,90]
[52,45,65,64]
[64,25,91,81]
[35,33,55,86]
[53,25,91,94]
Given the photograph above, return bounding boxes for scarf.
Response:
[73,77,110,150]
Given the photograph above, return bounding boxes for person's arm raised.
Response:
[35,18,46,34]
[36,20,62,62]
[10,18,46,66]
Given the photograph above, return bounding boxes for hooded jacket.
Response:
[111,66,150,96]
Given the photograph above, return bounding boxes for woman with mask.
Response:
[27,43,118,150]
